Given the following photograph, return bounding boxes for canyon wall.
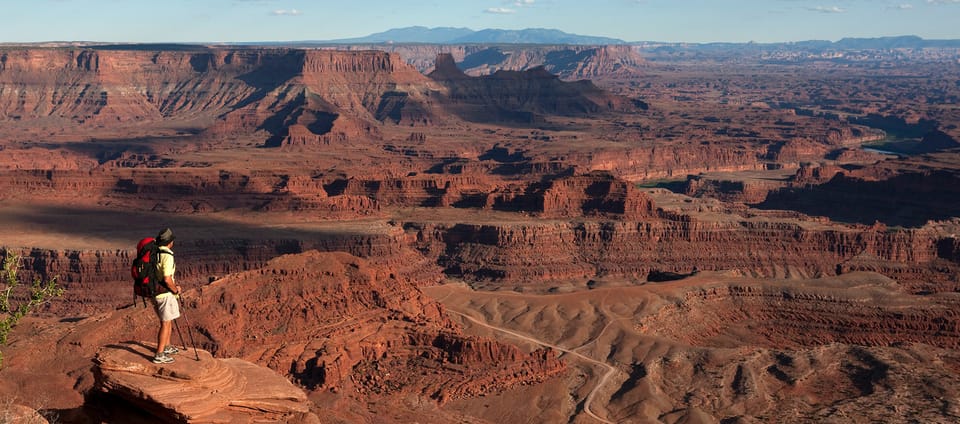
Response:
[414,217,956,284]
[0,47,649,147]
[0,225,427,315]
[681,154,960,229]
[428,53,635,123]
[335,44,647,80]
[0,48,437,143]
[5,169,957,317]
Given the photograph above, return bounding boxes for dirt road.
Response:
[445,309,620,424]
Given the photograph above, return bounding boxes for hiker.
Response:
[152,228,182,364]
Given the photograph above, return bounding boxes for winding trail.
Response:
[445,309,619,424]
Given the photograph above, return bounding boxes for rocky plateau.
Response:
[0,43,958,423]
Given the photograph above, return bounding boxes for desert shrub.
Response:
[0,396,59,423]
[0,252,64,368]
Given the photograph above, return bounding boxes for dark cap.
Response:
[156,228,176,245]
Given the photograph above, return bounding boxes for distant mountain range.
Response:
[22,31,958,51]
[806,35,960,49]
[312,26,626,45]
[644,35,960,50]
[244,30,959,49]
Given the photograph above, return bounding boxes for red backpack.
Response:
[130,237,172,305]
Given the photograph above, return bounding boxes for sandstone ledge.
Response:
[93,342,319,424]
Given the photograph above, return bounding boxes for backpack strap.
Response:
[151,249,175,294]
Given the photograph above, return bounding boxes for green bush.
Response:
[0,252,64,368]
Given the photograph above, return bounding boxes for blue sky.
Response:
[2,0,958,43]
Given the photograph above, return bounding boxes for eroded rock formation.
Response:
[1,43,959,423]
[338,44,647,80]
[417,216,959,285]
[426,270,960,423]
[428,53,635,123]
[0,250,566,422]
[0,48,437,145]
[639,276,960,349]
[186,251,565,403]
[93,342,319,423]
[5,168,958,317]
[756,153,960,228]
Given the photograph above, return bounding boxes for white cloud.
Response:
[807,5,846,13]
[513,0,535,6]
[927,0,960,4]
[272,9,302,16]
[485,7,516,14]
[894,3,914,9]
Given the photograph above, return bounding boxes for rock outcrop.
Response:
[0,222,433,315]
[0,251,566,422]
[756,153,960,228]
[0,405,49,423]
[0,48,438,145]
[339,44,647,81]
[186,251,565,403]
[428,53,635,123]
[414,214,959,286]
[93,342,319,423]
[683,174,786,204]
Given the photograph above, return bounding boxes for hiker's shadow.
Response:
[104,341,156,361]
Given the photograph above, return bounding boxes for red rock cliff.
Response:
[0,48,438,143]
[418,216,956,285]
[188,251,565,402]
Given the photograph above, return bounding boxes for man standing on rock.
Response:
[152,228,182,364]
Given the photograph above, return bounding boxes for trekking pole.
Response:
[173,318,188,356]
[178,294,201,361]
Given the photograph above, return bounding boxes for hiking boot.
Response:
[163,346,180,355]
[152,354,175,364]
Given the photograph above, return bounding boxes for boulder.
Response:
[93,342,319,423]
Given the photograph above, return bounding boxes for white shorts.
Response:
[153,293,181,322]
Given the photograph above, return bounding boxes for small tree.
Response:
[0,252,64,368]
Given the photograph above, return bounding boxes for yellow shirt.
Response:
[158,246,175,277]
[156,246,176,299]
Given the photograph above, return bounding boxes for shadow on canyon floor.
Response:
[752,170,960,228]
[0,202,396,278]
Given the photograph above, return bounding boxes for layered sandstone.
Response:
[0,48,438,145]
[454,45,646,80]
[183,251,565,403]
[682,174,786,204]
[0,47,889,201]
[216,49,440,145]
[429,53,634,123]
[0,251,566,422]
[93,342,319,423]
[756,153,960,228]
[5,168,957,317]
[337,44,647,81]
[414,213,958,285]
[537,171,654,218]
[0,221,428,315]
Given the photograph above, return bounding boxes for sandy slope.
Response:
[425,272,960,423]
